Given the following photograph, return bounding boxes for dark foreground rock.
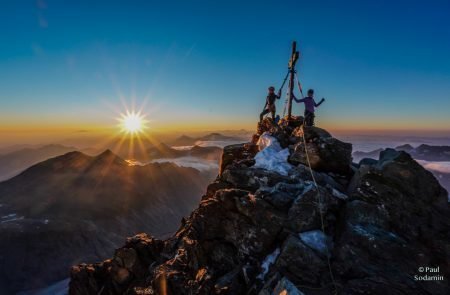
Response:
[70,119,450,295]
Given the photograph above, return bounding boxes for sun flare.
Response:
[119,111,146,134]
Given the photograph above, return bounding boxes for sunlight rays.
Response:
[119,111,146,134]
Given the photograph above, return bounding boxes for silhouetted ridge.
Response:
[93,149,126,165]
[0,145,214,293]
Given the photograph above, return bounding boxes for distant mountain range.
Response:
[0,134,235,182]
[353,144,450,163]
[0,150,214,294]
[0,144,82,181]
[148,143,222,160]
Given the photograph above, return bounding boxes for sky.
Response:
[0,0,449,145]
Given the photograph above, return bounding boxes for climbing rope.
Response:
[294,72,304,98]
[278,70,289,118]
[278,65,336,294]
[281,71,304,118]
[278,70,290,93]
[298,85,338,294]
[281,80,290,117]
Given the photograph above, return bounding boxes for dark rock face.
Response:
[69,121,450,295]
[289,126,353,175]
[219,143,258,175]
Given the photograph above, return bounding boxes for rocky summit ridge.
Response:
[69,118,450,295]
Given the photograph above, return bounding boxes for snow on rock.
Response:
[2,213,17,219]
[1,216,24,223]
[254,133,293,176]
[299,230,330,257]
[331,187,348,200]
[256,247,280,280]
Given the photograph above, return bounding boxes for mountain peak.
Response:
[97,148,114,157]
[94,149,125,165]
[395,143,414,151]
[70,118,450,294]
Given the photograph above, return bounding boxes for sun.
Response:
[119,111,146,134]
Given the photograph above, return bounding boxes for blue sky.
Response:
[0,0,449,138]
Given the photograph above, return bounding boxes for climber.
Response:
[294,89,325,126]
[260,86,281,122]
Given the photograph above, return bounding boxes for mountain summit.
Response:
[69,119,450,294]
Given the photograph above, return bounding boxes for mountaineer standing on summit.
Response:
[260,86,281,122]
[294,89,325,126]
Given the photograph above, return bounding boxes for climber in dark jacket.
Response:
[294,89,325,126]
[260,86,281,122]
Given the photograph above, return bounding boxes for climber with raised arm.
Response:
[260,86,281,122]
[294,89,325,126]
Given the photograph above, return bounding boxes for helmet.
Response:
[268,86,275,91]
[307,89,314,95]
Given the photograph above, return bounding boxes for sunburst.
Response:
[118,111,147,134]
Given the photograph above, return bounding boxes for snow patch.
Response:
[299,230,329,256]
[302,182,315,194]
[1,216,24,223]
[257,247,281,280]
[2,213,16,219]
[254,133,293,176]
[331,188,348,200]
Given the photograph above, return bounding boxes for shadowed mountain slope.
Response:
[0,150,214,294]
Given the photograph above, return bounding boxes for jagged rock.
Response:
[204,180,233,200]
[276,235,327,285]
[299,230,331,257]
[256,118,282,138]
[220,143,258,175]
[254,118,292,148]
[289,126,353,175]
[257,182,304,211]
[291,125,332,141]
[69,122,450,295]
[344,200,390,228]
[333,148,450,294]
[286,185,341,233]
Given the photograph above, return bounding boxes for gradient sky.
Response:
[1,0,450,144]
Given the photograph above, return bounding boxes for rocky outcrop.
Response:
[69,119,450,295]
[289,126,352,175]
[219,143,258,175]
[353,143,450,163]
